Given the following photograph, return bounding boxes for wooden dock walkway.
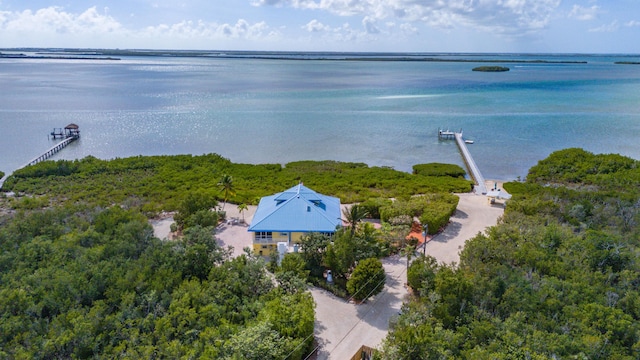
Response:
[454,132,487,195]
[0,123,80,188]
[23,124,81,168]
[22,136,78,167]
[439,129,487,195]
[0,124,80,188]
[1,137,77,188]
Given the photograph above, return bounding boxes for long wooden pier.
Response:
[0,124,80,189]
[439,129,487,195]
[1,137,77,188]
[23,136,78,167]
[23,124,81,168]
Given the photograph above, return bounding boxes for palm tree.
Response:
[217,174,235,210]
[342,204,369,236]
[237,203,248,224]
[404,245,416,271]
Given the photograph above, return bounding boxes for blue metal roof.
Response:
[248,184,342,233]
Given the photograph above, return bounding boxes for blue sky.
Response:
[1,1,638,53]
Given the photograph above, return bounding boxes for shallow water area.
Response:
[1,52,639,181]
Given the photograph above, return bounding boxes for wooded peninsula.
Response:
[1,148,639,359]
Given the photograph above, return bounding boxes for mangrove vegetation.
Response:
[380,148,640,359]
[1,154,471,213]
[0,206,314,359]
[472,66,510,72]
[0,154,469,358]
[2,148,639,358]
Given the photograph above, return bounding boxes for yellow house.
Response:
[248,184,342,256]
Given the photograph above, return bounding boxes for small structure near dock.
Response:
[50,123,80,139]
[65,123,80,138]
[438,128,457,140]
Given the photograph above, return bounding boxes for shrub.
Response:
[419,202,458,234]
[413,163,466,178]
[347,258,386,302]
[279,253,309,280]
[360,198,392,219]
[174,191,219,229]
[10,196,50,210]
[380,194,458,235]
[184,209,218,228]
[407,255,439,296]
[388,215,412,226]
[12,160,79,178]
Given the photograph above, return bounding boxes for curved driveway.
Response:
[311,192,504,359]
[177,198,503,359]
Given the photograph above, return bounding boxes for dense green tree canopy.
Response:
[1,154,471,211]
[0,205,314,359]
[381,149,640,358]
[407,255,439,296]
[7,147,635,358]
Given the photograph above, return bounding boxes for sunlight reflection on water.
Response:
[1,55,639,181]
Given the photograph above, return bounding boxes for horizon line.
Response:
[2,47,640,57]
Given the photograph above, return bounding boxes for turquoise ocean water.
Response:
[1,53,639,181]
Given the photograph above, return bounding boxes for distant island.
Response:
[0,52,120,61]
[615,61,640,65]
[472,66,510,72]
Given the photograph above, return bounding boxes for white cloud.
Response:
[568,5,600,21]
[143,19,274,40]
[589,20,619,32]
[399,22,418,35]
[2,2,632,52]
[303,19,329,32]
[297,18,388,46]
[336,22,372,43]
[0,6,278,47]
[362,16,380,34]
[0,6,122,34]
[254,0,562,36]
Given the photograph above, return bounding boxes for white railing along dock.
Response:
[438,128,487,195]
[453,132,487,194]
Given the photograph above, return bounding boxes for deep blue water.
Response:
[1,53,639,181]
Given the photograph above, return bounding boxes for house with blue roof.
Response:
[248,183,342,256]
